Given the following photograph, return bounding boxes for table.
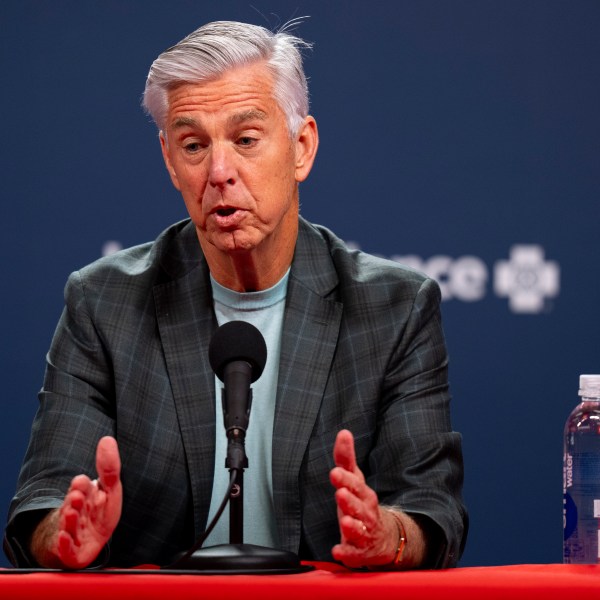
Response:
[1,562,599,599]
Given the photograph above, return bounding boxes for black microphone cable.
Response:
[168,469,238,567]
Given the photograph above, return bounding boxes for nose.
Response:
[208,143,236,188]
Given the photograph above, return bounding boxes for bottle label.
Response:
[563,491,577,540]
[564,447,600,563]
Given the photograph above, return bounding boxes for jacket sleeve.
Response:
[3,270,116,566]
[368,276,467,567]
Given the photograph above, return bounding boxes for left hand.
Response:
[329,429,398,568]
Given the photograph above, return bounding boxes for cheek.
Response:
[262,149,297,194]
[176,177,211,222]
[176,167,208,198]
[261,180,298,223]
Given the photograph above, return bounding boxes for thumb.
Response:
[96,436,121,491]
[333,429,357,473]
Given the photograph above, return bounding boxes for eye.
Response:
[237,136,256,147]
[184,141,202,153]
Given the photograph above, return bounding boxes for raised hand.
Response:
[329,429,398,567]
[31,436,123,569]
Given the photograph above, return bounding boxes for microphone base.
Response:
[168,543,313,574]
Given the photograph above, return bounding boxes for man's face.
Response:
[160,61,315,257]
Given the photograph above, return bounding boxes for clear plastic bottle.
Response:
[563,374,600,563]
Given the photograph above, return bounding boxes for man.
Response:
[4,21,467,570]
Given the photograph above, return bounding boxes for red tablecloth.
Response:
[1,562,599,599]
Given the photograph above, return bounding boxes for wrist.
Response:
[387,511,407,566]
[29,509,63,568]
[376,507,427,569]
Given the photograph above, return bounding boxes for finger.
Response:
[330,463,368,501]
[336,480,379,511]
[57,529,95,570]
[62,509,81,546]
[331,542,370,568]
[68,474,95,496]
[338,514,370,547]
[334,489,377,533]
[96,436,121,491]
[66,490,86,514]
[57,530,77,565]
[333,429,357,473]
[330,466,356,492]
[59,490,88,546]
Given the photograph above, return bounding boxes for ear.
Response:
[294,116,319,183]
[159,131,181,191]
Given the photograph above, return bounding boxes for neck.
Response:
[199,219,298,293]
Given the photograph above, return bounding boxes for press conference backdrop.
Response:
[1,0,598,568]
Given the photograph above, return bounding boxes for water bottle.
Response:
[563,374,600,563]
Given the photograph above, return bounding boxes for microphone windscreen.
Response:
[208,321,267,383]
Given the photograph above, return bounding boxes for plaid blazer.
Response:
[5,217,467,568]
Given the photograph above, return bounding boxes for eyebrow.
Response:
[227,109,267,126]
[170,116,201,130]
[169,110,267,131]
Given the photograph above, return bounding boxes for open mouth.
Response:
[212,206,245,229]
[217,208,237,217]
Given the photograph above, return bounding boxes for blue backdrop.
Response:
[1,0,599,567]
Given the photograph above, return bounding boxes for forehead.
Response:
[165,62,282,127]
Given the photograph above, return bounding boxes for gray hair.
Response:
[142,20,311,137]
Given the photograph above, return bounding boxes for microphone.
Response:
[209,320,267,382]
[209,321,267,454]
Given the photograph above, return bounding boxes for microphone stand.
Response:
[168,392,310,573]
[227,427,246,545]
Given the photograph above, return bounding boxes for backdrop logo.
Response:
[347,242,560,314]
[494,245,560,314]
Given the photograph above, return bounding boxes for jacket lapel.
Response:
[153,224,218,537]
[272,219,343,553]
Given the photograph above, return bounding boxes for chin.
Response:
[213,232,261,254]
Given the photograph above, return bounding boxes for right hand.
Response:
[31,436,123,569]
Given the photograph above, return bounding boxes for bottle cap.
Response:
[579,374,600,397]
